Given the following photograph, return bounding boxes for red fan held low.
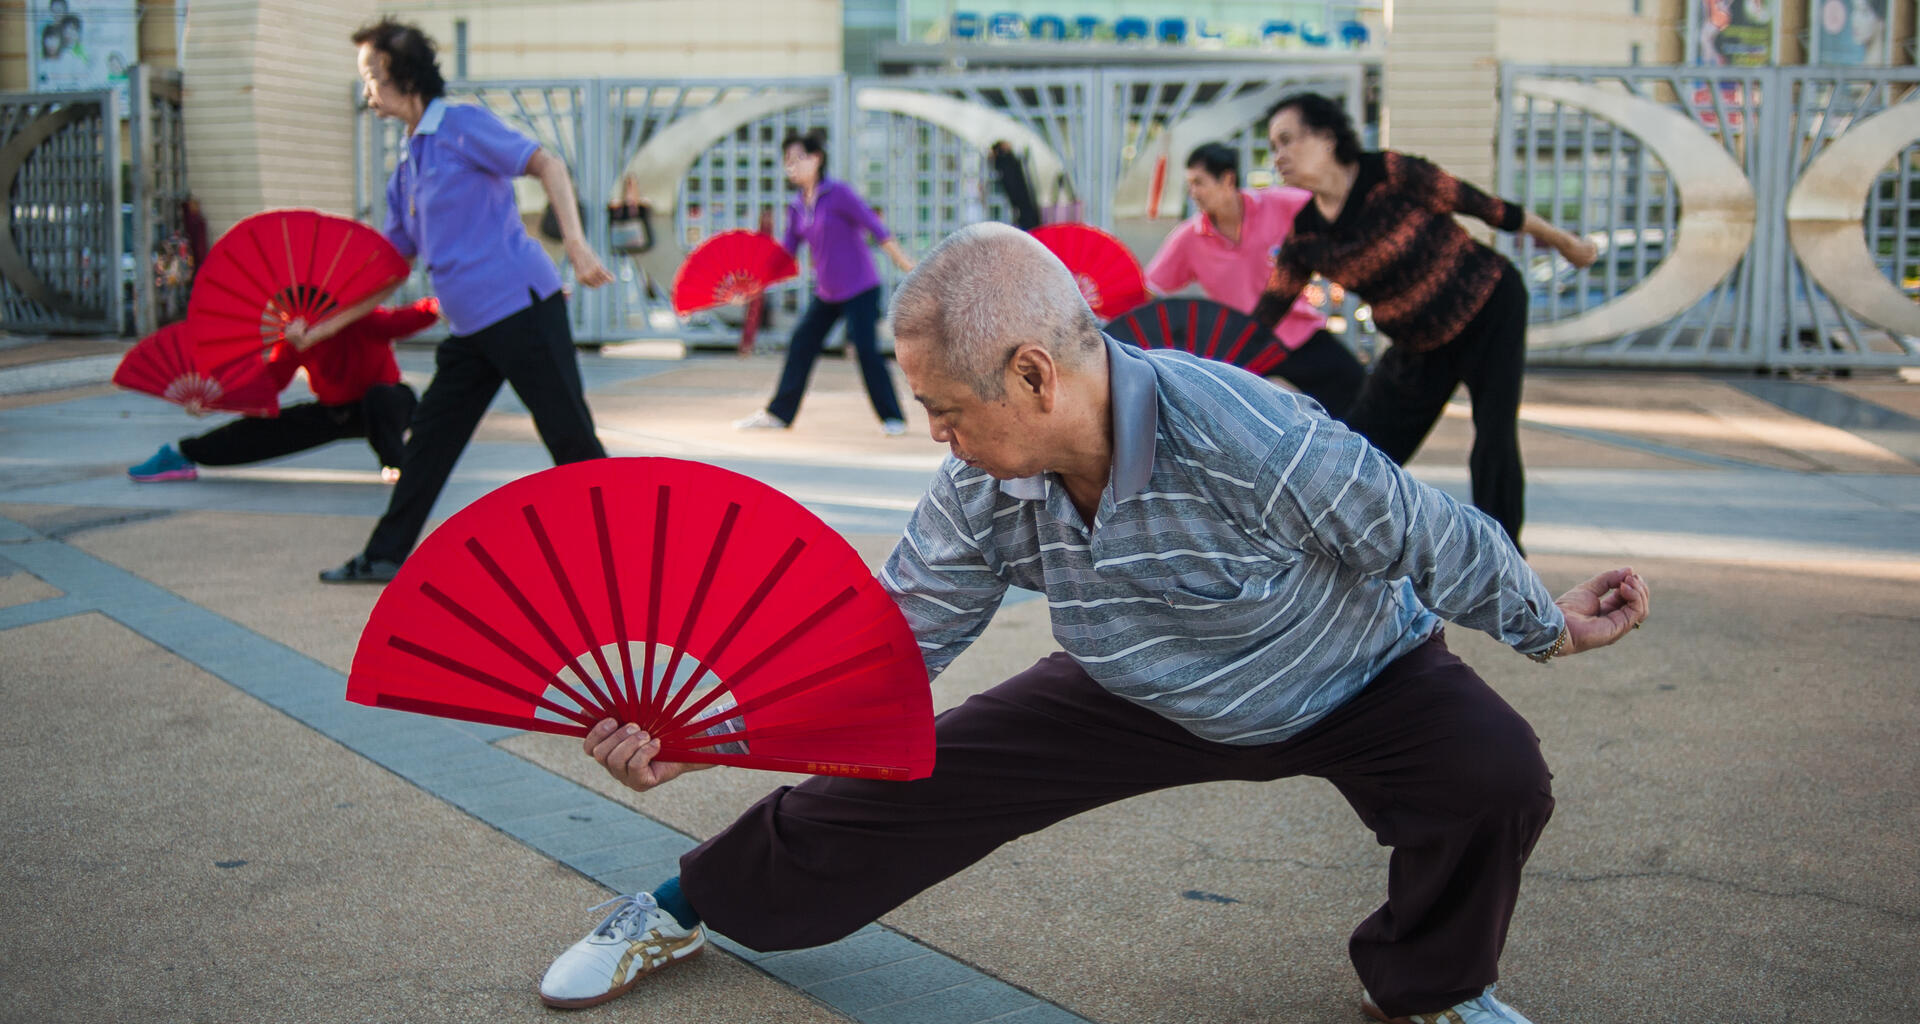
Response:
[1030,222,1148,320]
[188,209,412,377]
[670,230,799,316]
[347,458,936,781]
[1104,297,1289,377]
[112,321,281,417]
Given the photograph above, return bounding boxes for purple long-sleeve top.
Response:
[783,177,890,303]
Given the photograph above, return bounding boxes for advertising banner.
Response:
[1812,0,1893,65]
[26,0,138,109]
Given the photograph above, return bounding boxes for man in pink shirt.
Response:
[1144,143,1365,418]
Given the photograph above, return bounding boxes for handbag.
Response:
[608,202,654,254]
[1041,173,1084,225]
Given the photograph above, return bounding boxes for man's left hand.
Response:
[1555,567,1649,655]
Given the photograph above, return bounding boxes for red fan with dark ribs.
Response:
[188,209,412,377]
[112,321,281,417]
[347,458,935,781]
[1104,297,1288,376]
[1031,222,1148,320]
[670,230,798,316]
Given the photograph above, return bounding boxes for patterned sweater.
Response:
[1252,151,1527,353]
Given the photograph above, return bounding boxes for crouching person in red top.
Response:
[126,298,441,484]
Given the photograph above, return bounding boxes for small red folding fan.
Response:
[188,209,412,376]
[670,230,799,316]
[112,321,281,417]
[347,457,936,781]
[1104,297,1288,377]
[1030,222,1148,320]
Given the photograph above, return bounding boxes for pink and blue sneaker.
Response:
[128,444,198,482]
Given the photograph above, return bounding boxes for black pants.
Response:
[1276,329,1367,421]
[1345,267,1529,547]
[766,286,903,425]
[177,383,416,469]
[363,290,604,564]
[681,635,1554,1018]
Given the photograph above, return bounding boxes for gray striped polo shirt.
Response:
[879,336,1566,745]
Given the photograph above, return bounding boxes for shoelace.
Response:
[587,891,659,941]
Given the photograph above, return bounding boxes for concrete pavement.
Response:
[1,337,1916,1023]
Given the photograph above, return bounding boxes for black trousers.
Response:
[363,290,604,564]
[1276,329,1367,421]
[765,286,903,425]
[1345,268,1529,547]
[681,635,1554,1018]
[177,382,416,469]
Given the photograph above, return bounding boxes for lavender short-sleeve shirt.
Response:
[782,178,890,303]
[383,99,564,336]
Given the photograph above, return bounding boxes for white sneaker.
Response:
[880,418,908,436]
[1363,985,1536,1024]
[734,410,788,431]
[538,892,706,1009]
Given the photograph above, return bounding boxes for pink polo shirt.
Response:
[1143,187,1325,350]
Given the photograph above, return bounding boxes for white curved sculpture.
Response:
[854,87,1069,207]
[1516,77,1757,350]
[1785,100,1920,342]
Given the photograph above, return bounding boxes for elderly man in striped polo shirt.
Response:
[548,222,1650,1024]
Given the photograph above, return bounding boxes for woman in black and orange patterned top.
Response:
[1251,93,1596,551]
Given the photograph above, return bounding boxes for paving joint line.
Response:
[0,513,1095,1024]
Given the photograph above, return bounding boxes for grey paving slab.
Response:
[0,510,1095,1024]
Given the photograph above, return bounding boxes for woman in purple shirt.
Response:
[735,131,916,435]
[315,18,613,583]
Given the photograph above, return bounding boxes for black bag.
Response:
[608,202,654,254]
[538,200,587,242]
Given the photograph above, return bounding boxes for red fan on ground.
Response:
[112,321,281,417]
[187,209,412,377]
[670,230,799,316]
[1031,222,1148,320]
[1104,297,1289,377]
[347,458,936,781]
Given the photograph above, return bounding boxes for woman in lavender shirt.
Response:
[735,131,916,435]
[315,18,613,583]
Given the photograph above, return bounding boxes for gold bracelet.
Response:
[1525,626,1570,664]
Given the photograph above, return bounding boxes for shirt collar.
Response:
[1195,190,1251,241]
[997,334,1159,503]
[414,97,448,136]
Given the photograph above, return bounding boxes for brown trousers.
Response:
[681,634,1554,1017]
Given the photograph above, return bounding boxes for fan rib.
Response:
[643,486,669,714]
[1202,307,1229,361]
[1222,320,1261,366]
[376,693,584,738]
[1155,303,1172,352]
[653,501,744,728]
[660,642,895,743]
[523,503,628,723]
[385,634,597,727]
[465,539,620,716]
[1187,302,1205,358]
[708,585,859,692]
[591,487,641,722]
[670,699,906,750]
[419,580,610,720]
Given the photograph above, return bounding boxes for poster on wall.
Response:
[1695,0,1779,65]
[1811,0,1894,64]
[26,0,138,109]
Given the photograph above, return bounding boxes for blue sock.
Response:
[652,876,701,929]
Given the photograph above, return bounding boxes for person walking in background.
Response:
[989,140,1042,231]
[127,299,440,484]
[316,17,612,584]
[1252,93,1597,551]
[735,130,916,436]
[1144,142,1366,418]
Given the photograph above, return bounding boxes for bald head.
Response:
[889,222,1103,399]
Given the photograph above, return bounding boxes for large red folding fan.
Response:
[670,230,799,316]
[1104,297,1289,377]
[112,321,281,417]
[347,458,936,781]
[1030,222,1148,320]
[188,209,412,376]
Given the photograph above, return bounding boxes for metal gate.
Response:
[1,87,121,335]
[356,64,1372,345]
[1499,64,1920,370]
